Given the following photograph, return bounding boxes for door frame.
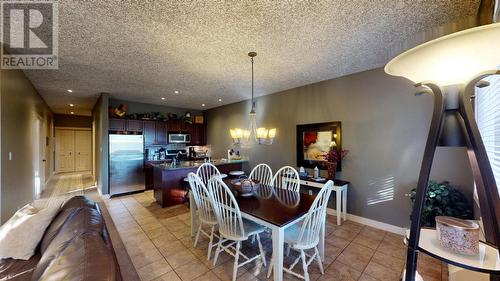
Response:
[54,127,92,174]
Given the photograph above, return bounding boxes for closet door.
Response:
[55,129,75,173]
[75,130,92,172]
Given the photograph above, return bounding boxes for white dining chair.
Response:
[272,166,300,192]
[208,177,267,281]
[267,180,334,281]
[249,163,273,186]
[196,162,221,186]
[187,173,219,260]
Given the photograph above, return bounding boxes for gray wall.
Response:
[92,94,109,195]
[109,98,202,117]
[206,68,473,227]
[1,67,53,222]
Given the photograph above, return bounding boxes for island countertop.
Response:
[150,158,248,170]
[152,159,248,207]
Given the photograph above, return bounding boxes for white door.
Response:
[75,130,92,172]
[55,130,75,173]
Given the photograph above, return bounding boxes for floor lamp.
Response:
[385,23,500,280]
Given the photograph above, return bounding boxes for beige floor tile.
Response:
[152,232,178,247]
[137,259,173,281]
[165,249,200,269]
[212,260,248,281]
[193,271,222,281]
[331,228,357,242]
[153,271,182,281]
[317,260,361,281]
[325,234,351,250]
[158,240,190,257]
[375,239,406,260]
[174,259,210,281]
[371,251,405,271]
[363,261,401,281]
[131,249,164,269]
[351,233,383,250]
[358,273,379,281]
[336,243,375,272]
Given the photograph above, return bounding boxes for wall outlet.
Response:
[8,152,12,161]
[308,190,313,195]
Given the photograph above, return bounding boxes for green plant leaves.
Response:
[409,181,473,227]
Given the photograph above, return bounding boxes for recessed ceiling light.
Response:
[218,98,222,102]
[70,111,74,115]
[69,103,74,107]
[67,89,73,93]
[161,97,165,100]
[201,103,206,107]
[174,90,179,94]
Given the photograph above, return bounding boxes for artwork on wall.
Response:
[296,122,342,170]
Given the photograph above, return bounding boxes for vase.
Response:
[326,162,337,180]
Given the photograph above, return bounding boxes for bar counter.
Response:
[152,159,248,207]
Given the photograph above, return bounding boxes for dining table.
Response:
[189,179,326,281]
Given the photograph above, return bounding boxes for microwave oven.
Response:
[168,133,191,144]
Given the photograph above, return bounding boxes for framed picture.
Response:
[296,122,342,170]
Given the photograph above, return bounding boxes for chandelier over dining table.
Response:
[230,52,276,145]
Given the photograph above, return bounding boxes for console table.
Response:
[300,179,349,225]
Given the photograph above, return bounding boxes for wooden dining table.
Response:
[189,179,325,281]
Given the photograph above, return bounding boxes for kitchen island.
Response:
[152,159,248,207]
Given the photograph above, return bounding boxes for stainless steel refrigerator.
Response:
[109,134,145,196]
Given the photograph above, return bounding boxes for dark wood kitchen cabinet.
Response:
[109,118,126,131]
[167,119,189,132]
[190,123,206,145]
[126,119,143,132]
[143,120,168,145]
[145,162,154,190]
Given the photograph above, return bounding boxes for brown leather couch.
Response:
[0,196,121,281]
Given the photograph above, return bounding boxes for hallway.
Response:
[41,172,96,201]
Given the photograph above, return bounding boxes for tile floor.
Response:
[103,190,449,281]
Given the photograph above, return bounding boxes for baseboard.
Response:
[327,208,406,235]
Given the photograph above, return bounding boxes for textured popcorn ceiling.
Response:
[23,0,480,115]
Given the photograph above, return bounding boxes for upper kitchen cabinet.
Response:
[126,119,143,132]
[167,119,189,132]
[190,123,206,145]
[109,118,126,131]
[143,120,167,145]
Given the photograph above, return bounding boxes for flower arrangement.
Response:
[325,149,348,163]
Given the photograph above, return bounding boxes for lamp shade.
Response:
[385,23,500,86]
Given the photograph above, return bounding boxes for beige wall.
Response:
[206,68,473,227]
[0,68,53,222]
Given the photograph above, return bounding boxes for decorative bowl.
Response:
[435,216,479,255]
[230,177,259,197]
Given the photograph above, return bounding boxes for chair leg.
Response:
[314,246,324,274]
[213,239,223,266]
[300,250,309,281]
[286,244,291,256]
[232,241,241,281]
[207,225,215,260]
[255,233,267,267]
[194,224,202,247]
[267,255,273,278]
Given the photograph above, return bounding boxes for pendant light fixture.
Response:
[230,52,276,145]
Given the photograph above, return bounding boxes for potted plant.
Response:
[409,181,473,227]
[324,149,348,179]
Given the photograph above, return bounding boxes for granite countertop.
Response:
[151,158,248,170]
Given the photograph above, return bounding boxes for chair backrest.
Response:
[295,180,333,249]
[272,166,300,192]
[187,173,215,223]
[207,177,246,240]
[249,163,273,187]
[196,163,221,186]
